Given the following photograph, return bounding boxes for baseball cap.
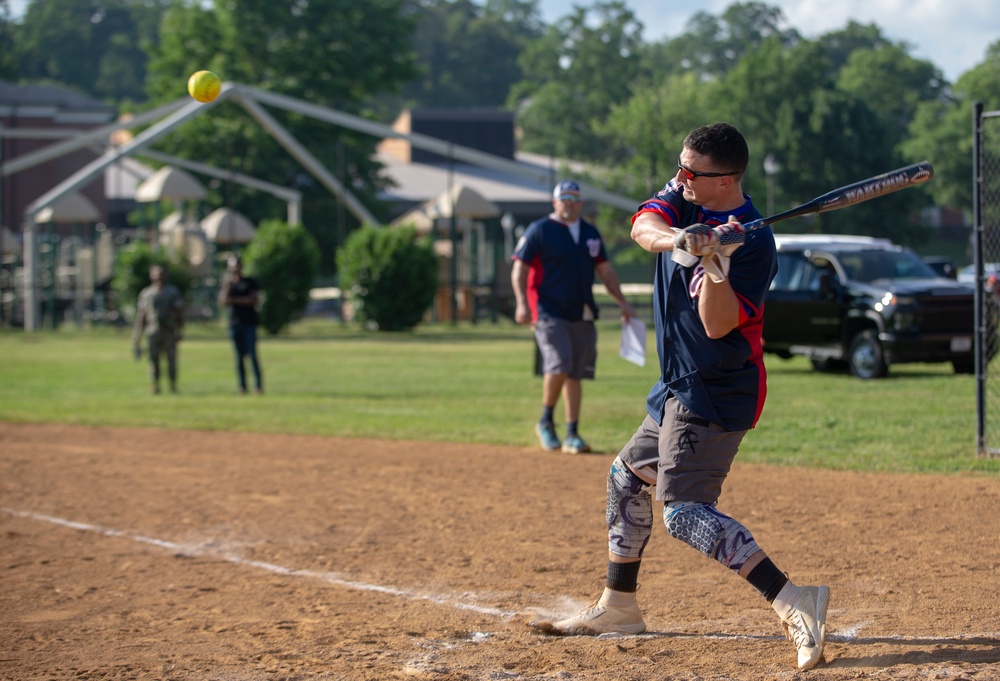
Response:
[553,180,582,200]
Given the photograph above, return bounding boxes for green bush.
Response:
[112,243,194,321]
[336,225,438,331]
[242,219,320,335]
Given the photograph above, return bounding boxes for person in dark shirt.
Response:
[511,180,634,454]
[218,255,263,395]
[537,124,829,672]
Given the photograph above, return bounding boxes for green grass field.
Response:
[0,319,995,475]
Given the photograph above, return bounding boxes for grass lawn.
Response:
[0,318,994,475]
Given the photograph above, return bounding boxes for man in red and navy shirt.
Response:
[511,180,634,454]
[544,125,831,673]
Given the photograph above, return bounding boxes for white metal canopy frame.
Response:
[7,81,639,330]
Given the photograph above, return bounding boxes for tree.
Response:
[336,225,438,331]
[241,220,320,335]
[510,0,643,160]
[815,21,894,76]
[15,0,166,102]
[144,0,420,275]
[713,37,930,241]
[600,73,715,193]
[0,0,17,80]
[640,2,799,81]
[837,44,946,145]
[377,0,542,113]
[904,41,1000,211]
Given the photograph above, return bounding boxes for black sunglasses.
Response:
[677,158,740,181]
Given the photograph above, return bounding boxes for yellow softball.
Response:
[187,70,221,103]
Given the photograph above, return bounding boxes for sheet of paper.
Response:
[619,317,646,367]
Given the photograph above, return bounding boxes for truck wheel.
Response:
[848,330,888,379]
[952,358,975,374]
[811,358,848,373]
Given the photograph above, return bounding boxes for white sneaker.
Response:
[551,595,646,635]
[781,585,830,670]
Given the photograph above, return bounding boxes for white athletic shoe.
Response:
[781,585,830,671]
[551,594,646,635]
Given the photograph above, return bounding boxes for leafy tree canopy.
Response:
[142,0,420,275]
[510,0,643,160]
[15,0,166,103]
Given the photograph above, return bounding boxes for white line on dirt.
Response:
[7,508,999,646]
[3,508,512,618]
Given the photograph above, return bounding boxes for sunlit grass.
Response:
[0,319,995,475]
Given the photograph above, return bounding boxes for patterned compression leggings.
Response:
[606,455,761,572]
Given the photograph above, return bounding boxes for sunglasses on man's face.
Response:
[556,194,582,203]
[676,158,739,181]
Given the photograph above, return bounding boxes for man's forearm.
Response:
[631,213,678,253]
[597,266,627,307]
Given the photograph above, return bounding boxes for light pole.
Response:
[763,153,780,217]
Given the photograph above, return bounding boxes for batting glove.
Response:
[712,218,746,256]
[673,223,714,258]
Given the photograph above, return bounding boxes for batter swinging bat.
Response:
[674,161,934,258]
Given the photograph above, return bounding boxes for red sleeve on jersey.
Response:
[631,199,681,228]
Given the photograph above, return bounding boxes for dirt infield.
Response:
[2,422,1000,680]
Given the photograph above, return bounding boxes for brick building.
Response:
[0,80,115,236]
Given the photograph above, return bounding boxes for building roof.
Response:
[0,79,114,121]
[377,148,599,221]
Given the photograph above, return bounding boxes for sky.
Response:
[538,0,999,83]
[7,0,997,83]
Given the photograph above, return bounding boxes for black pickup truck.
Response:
[762,235,985,379]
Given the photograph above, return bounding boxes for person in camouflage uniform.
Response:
[132,265,185,394]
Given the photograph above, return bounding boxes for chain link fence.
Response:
[974,103,1000,456]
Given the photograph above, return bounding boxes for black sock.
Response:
[745,558,788,602]
[606,560,640,593]
[540,406,554,423]
[566,420,578,436]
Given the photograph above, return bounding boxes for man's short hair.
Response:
[683,123,749,177]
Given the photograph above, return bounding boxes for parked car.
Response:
[957,262,1000,289]
[922,256,958,279]
[763,235,989,378]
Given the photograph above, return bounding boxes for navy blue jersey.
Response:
[512,216,609,322]
[632,180,777,431]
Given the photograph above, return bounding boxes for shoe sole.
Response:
[551,620,646,636]
[561,444,591,454]
[799,586,830,671]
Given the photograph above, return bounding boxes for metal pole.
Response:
[470,222,478,325]
[448,141,458,325]
[45,221,55,328]
[0,122,4,327]
[974,101,986,455]
[24,219,36,330]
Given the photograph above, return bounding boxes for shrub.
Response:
[112,242,193,322]
[336,225,438,331]
[241,219,320,335]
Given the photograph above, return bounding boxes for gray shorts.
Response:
[534,317,596,380]
[618,396,746,503]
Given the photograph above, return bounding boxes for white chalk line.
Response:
[5,508,1000,647]
[3,508,510,619]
